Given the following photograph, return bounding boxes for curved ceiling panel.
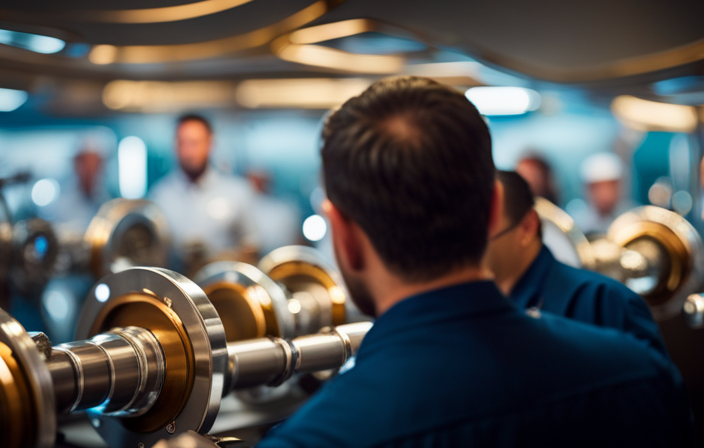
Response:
[320,0,704,83]
[0,0,702,91]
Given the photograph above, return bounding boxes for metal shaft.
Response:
[225,322,372,393]
[47,326,165,415]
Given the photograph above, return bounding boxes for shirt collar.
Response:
[177,166,216,189]
[359,280,516,353]
[509,245,555,309]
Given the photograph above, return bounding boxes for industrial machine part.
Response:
[535,197,596,270]
[8,218,59,296]
[195,246,350,343]
[605,206,704,321]
[61,198,171,278]
[539,200,704,322]
[0,266,371,448]
[152,431,242,448]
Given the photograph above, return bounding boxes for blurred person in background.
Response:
[516,152,559,205]
[149,114,258,271]
[484,171,667,357]
[247,170,301,255]
[39,144,111,234]
[570,152,631,236]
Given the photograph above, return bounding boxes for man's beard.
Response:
[180,162,207,182]
[338,261,377,318]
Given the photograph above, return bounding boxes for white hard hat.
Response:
[580,152,623,184]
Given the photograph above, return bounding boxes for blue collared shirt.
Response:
[257,281,692,447]
[510,245,668,357]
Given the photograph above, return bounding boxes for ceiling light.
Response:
[611,95,698,133]
[465,86,541,116]
[103,80,236,112]
[0,29,65,54]
[0,88,28,112]
[118,136,147,199]
[236,78,371,109]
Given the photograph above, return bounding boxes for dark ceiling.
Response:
[0,0,702,110]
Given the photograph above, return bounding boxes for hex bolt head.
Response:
[28,331,52,361]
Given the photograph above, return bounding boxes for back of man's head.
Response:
[497,170,536,229]
[322,76,494,282]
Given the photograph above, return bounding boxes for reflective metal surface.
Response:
[76,267,227,448]
[227,322,372,392]
[49,326,165,415]
[10,218,59,295]
[535,197,596,269]
[84,199,171,278]
[195,261,295,341]
[684,293,704,328]
[259,246,348,335]
[607,206,704,320]
[0,307,56,448]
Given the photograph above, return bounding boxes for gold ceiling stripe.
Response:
[0,0,256,25]
[73,0,256,24]
[89,0,344,64]
[271,19,407,74]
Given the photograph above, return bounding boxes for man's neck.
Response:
[374,265,492,316]
[496,240,542,296]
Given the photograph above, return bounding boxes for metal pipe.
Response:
[226,322,372,392]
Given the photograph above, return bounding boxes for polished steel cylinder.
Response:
[48,326,164,415]
[226,322,372,392]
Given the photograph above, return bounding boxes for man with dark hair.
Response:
[256,77,691,447]
[485,171,668,357]
[149,114,258,269]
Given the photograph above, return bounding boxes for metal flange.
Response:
[535,197,596,269]
[76,267,227,448]
[0,308,56,448]
[259,246,348,334]
[84,199,171,278]
[607,206,704,320]
[194,261,295,342]
[10,218,59,296]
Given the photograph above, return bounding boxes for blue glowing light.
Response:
[0,29,65,54]
[0,88,28,112]
[33,235,48,260]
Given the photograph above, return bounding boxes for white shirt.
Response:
[149,168,258,257]
[39,178,110,235]
[251,193,301,255]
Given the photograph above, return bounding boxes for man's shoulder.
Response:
[549,255,641,300]
[148,172,182,199]
[257,314,686,448]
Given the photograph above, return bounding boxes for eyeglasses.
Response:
[490,209,531,241]
[490,220,521,240]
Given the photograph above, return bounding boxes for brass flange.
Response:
[0,341,33,448]
[84,199,170,278]
[0,308,56,448]
[259,246,348,329]
[608,206,704,320]
[195,261,293,342]
[76,267,227,448]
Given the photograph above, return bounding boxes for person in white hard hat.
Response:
[571,152,630,236]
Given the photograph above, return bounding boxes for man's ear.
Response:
[322,199,364,271]
[487,179,504,239]
[518,209,541,246]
